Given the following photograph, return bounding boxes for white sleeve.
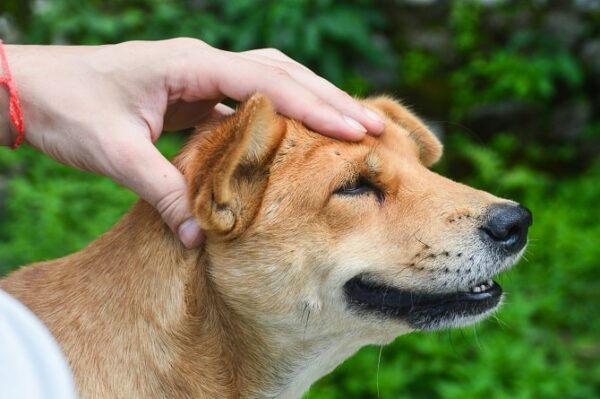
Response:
[0,289,77,399]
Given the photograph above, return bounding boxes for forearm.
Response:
[0,39,385,248]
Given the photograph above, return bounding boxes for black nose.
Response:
[481,204,532,253]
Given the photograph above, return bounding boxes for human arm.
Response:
[0,39,385,247]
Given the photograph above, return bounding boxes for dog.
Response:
[1,93,532,398]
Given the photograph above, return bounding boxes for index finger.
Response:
[193,50,373,140]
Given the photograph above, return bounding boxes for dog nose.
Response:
[481,204,532,253]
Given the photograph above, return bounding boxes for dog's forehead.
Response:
[376,121,425,158]
[282,119,422,163]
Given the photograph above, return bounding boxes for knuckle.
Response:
[298,98,330,123]
[171,37,207,49]
[154,187,187,227]
[264,47,285,58]
[314,98,332,111]
[327,82,354,102]
[166,38,211,62]
[267,66,291,80]
[331,88,361,111]
[341,90,355,103]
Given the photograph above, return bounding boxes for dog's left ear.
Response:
[185,93,285,238]
[365,96,443,166]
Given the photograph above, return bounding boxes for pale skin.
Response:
[0,38,385,248]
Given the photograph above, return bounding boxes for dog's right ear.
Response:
[185,93,285,238]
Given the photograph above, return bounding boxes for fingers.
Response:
[163,40,383,140]
[178,46,384,141]
[205,55,363,140]
[242,48,313,72]
[240,49,385,135]
[107,138,203,249]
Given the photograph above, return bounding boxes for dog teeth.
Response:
[470,280,493,293]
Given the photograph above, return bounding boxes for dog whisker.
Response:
[301,302,309,331]
[304,309,311,334]
[472,325,482,350]
[376,345,384,398]
[428,120,478,139]
[414,236,432,250]
[491,314,509,330]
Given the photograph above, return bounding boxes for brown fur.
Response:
[1,94,517,398]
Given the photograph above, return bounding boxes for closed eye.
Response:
[334,177,384,202]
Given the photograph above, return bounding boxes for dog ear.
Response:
[185,93,286,237]
[366,96,443,166]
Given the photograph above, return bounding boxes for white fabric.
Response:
[0,289,77,399]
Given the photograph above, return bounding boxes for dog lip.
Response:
[343,273,502,318]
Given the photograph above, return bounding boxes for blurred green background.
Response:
[1,1,599,398]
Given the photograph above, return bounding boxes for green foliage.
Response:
[450,1,482,53]
[400,50,441,86]
[396,1,596,172]
[14,0,391,86]
[0,136,181,273]
[1,0,599,398]
[451,50,583,118]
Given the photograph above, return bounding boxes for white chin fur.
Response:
[420,297,503,331]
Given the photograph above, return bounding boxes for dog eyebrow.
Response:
[365,151,382,176]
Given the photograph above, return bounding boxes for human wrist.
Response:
[0,43,18,147]
[0,85,13,146]
[0,44,84,150]
[0,44,32,148]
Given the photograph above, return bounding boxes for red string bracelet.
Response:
[0,39,25,149]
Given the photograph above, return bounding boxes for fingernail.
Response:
[342,115,367,135]
[178,218,204,249]
[363,107,385,134]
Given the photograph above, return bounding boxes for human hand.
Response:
[0,39,385,248]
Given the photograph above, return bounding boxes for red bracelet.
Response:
[0,39,25,149]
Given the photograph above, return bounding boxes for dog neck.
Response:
[69,201,356,398]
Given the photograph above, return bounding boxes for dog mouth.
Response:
[343,274,503,330]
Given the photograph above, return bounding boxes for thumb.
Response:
[109,139,203,249]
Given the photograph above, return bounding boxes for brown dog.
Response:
[1,94,531,398]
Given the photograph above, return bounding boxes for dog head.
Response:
[181,93,531,344]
